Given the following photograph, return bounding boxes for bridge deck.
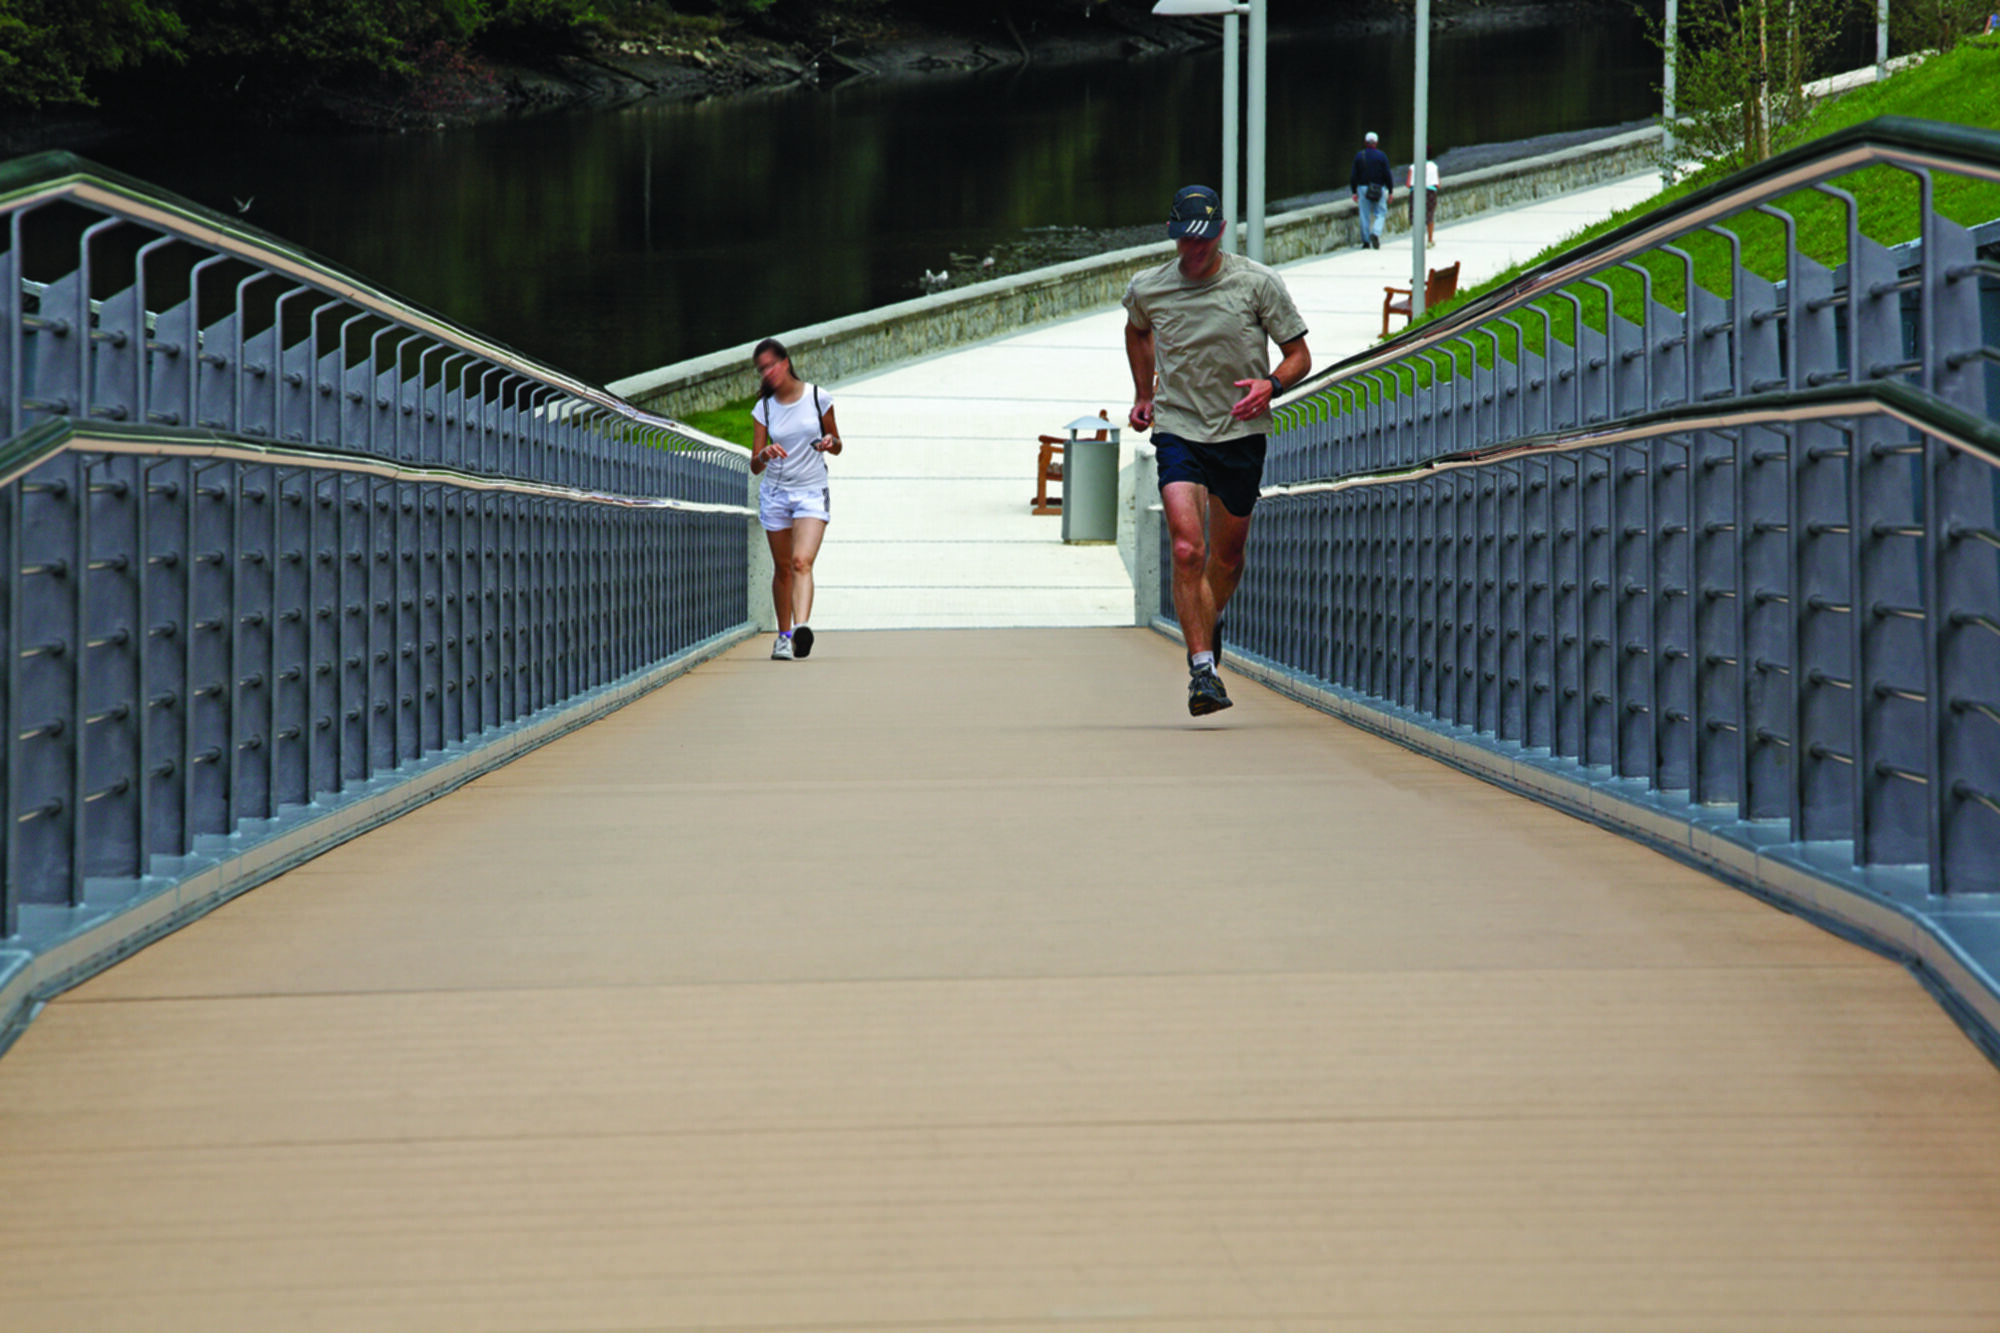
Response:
[3,630,1997,1329]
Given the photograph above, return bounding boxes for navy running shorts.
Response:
[1153,432,1267,518]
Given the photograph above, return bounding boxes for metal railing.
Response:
[1268,117,1998,488]
[1176,118,2000,898]
[1234,383,2000,897]
[0,154,753,942]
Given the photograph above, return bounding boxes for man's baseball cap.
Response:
[1365,131,1379,143]
[1166,184,1224,240]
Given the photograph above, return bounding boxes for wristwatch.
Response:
[1266,375,1284,397]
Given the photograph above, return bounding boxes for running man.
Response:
[1124,185,1311,716]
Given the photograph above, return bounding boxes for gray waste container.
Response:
[1058,416,1120,544]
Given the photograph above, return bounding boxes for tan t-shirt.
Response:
[1122,251,1307,442]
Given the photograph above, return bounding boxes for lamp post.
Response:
[1663,0,1678,186]
[1153,0,1267,262]
[1410,0,1429,319]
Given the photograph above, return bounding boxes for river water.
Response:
[85,14,1659,386]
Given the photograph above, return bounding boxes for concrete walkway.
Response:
[815,174,1664,631]
[2,629,1995,1329]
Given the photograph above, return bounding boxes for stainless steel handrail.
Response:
[1261,380,2000,499]
[1,418,757,515]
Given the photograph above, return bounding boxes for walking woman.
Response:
[749,337,842,660]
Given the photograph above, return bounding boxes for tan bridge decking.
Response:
[1,629,1997,1330]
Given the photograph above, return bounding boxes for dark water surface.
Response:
[87,16,1657,386]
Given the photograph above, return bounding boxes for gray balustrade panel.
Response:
[0,155,755,936]
[3,174,744,508]
[1264,122,2000,501]
[1204,120,2000,900]
[0,429,750,934]
[1171,393,2000,898]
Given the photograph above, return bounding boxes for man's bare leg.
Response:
[1203,492,1253,652]
[1163,481,1218,655]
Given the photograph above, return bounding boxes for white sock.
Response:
[1191,651,1215,672]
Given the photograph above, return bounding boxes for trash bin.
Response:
[1058,415,1120,544]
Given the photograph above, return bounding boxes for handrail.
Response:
[0,151,730,458]
[0,417,758,515]
[1262,379,2000,498]
[1278,115,2000,407]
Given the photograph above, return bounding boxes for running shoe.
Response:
[792,624,815,659]
[1188,665,1233,717]
[771,634,794,661]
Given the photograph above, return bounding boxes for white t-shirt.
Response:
[751,383,833,492]
[1407,160,1440,191]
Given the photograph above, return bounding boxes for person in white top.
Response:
[749,337,842,661]
[1406,157,1441,245]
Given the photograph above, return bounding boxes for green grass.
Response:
[673,394,758,449]
[1395,38,2000,378]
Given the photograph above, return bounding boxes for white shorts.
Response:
[759,485,831,531]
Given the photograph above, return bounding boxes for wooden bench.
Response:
[1382,261,1461,337]
[1033,410,1110,515]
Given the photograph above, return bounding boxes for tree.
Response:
[0,0,181,107]
[1648,0,1848,171]
[1892,0,1994,54]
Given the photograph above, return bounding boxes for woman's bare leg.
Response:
[787,518,827,627]
[765,526,795,632]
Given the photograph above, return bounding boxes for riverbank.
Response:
[613,120,1664,421]
[0,0,1642,148]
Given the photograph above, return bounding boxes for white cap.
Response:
[1365,131,1379,143]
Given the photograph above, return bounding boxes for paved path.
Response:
[2,629,1995,1329]
[816,174,1664,630]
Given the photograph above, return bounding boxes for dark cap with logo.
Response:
[1166,185,1224,240]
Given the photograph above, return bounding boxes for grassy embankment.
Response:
[675,396,758,449]
[1398,39,2000,382]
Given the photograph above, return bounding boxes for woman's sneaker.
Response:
[1188,665,1232,716]
[771,634,794,661]
[792,624,815,659]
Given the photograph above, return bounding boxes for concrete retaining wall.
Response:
[609,126,1664,417]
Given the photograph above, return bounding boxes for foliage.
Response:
[1642,0,1849,173]
[1891,0,1994,54]
[0,0,602,107]
[177,0,599,84]
[0,0,182,107]
[0,0,1158,110]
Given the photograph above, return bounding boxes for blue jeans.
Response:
[1357,189,1388,244]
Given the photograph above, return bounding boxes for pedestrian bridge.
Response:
[1,124,1999,1328]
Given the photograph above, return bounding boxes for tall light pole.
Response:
[1663,0,1678,186]
[1222,6,1240,252]
[1410,0,1429,319]
[1246,0,1267,261]
[1154,0,1267,262]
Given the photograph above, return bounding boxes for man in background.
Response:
[1350,131,1394,249]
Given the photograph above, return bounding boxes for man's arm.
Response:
[1125,321,1157,431]
[1229,334,1312,422]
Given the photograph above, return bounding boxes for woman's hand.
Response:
[813,435,841,454]
[755,443,789,467]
